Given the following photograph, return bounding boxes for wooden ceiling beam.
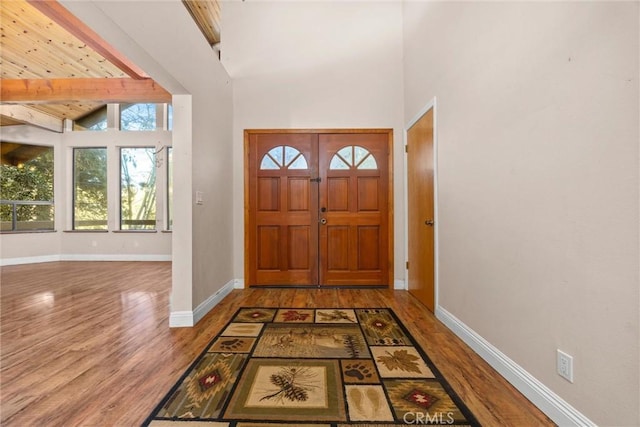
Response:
[0,105,63,133]
[26,0,150,80]
[1,78,172,104]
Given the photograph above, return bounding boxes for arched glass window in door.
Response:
[260,146,309,170]
[329,145,378,170]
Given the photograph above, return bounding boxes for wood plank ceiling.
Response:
[183,0,221,46]
[0,0,221,133]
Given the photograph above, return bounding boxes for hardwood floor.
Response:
[0,261,554,426]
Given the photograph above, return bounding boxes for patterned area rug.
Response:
[144,308,480,426]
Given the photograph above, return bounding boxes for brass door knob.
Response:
[320,218,327,225]
[425,219,434,226]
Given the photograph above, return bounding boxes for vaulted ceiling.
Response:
[0,0,220,133]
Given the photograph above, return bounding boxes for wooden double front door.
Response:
[246,130,393,287]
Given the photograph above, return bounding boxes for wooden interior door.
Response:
[318,133,390,286]
[247,133,319,285]
[407,109,435,311]
[246,130,393,287]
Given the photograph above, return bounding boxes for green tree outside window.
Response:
[73,148,108,230]
[121,104,156,131]
[0,143,54,231]
[120,147,156,230]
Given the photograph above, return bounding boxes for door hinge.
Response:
[405,145,408,153]
[406,261,409,270]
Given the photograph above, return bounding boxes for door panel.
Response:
[288,179,309,210]
[257,226,279,269]
[327,226,350,270]
[357,177,379,211]
[327,178,349,211]
[407,109,435,311]
[288,226,310,269]
[247,130,392,287]
[257,178,279,211]
[357,226,380,270]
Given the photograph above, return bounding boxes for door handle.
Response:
[320,207,327,213]
[425,219,434,226]
[320,218,327,225]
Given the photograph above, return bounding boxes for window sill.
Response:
[63,230,109,233]
[112,230,158,233]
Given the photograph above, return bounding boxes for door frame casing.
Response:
[404,98,439,307]
[244,128,394,288]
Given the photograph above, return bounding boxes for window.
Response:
[167,104,173,131]
[167,147,173,230]
[259,146,308,170]
[73,148,107,230]
[120,147,156,230]
[121,103,157,131]
[0,142,54,231]
[329,145,378,170]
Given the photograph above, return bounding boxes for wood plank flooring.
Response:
[0,261,555,426]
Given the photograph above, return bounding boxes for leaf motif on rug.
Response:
[283,310,310,321]
[316,309,357,323]
[376,349,422,373]
[370,346,435,378]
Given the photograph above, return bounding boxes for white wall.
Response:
[62,0,235,319]
[222,1,405,284]
[403,2,639,425]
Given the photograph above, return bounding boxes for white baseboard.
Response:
[234,278,245,289]
[436,306,596,427]
[170,279,235,328]
[169,311,194,327]
[62,254,172,262]
[193,279,235,325]
[1,254,171,266]
[0,255,61,266]
[394,279,406,290]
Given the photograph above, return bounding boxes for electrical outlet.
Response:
[557,349,574,383]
